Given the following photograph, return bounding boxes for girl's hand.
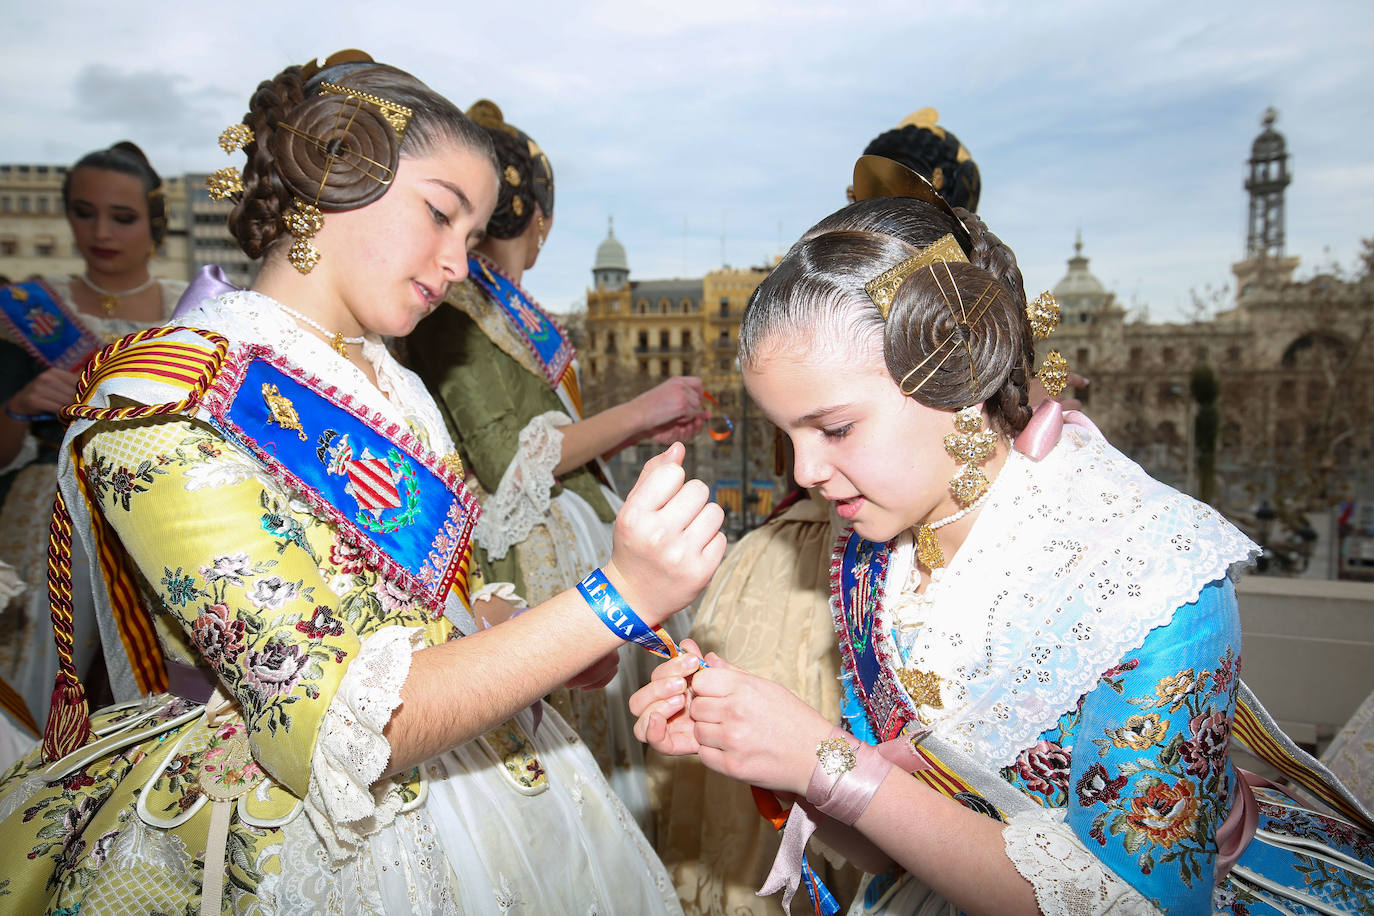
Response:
[7,368,80,417]
[686,652,833,796]
[605,444,725,627]
[631,377,706,443]
[630,639,709,755]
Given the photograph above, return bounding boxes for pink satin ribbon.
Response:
[1215,767,1269,880]
[1012,399,1099,460]
[172,264,239,320]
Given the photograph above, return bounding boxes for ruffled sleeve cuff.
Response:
[304,625,423,863]
[472,410,571,560]
[1001,810,1160,915]
[0,432,38,476]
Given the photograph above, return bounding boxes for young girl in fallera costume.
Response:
[0,51,721,914]
[0,143,187,739]
[404,101,704,829]
[633,164,1374,914]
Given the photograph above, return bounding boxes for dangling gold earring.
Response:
[943,406,998,507]
[536,213,546,252]
[283,199,324,274]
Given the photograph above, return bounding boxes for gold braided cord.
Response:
[63,326,229,424]
[43,486,91,760]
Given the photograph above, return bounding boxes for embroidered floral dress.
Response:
[0,275,186,730]
[407,268,658,830]
[0,291,680,915]
[832,419,1374,915]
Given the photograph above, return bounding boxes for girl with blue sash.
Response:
[404,100,706,830]
[0,142,186,741]
[633,176,1374,913]
[0,51,721,914]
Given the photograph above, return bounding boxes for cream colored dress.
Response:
[650,492,864,914]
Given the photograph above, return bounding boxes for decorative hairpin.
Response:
[318,81,413,139]
[218,124,254,154]
[852,155,973,253]
[206,167,245,201]
[864,233,967,319]
[1026,291,1061,340]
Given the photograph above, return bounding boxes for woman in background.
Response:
[0,141,186,722]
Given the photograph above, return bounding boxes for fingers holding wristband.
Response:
[576,567,705,666]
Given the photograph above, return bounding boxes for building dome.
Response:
[594,217,628,272]
[1251,107,1286,159]
[1053,232,1107,300]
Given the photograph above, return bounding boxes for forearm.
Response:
[851,770,1039,916]
[381,587,622,775]
[554,399,646,474]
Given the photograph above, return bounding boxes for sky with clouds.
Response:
[3,0,1371,321]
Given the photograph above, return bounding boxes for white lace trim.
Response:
[473,410,571,560]
[873,421,1259,768]
[1002,811,1158,915]
[305,625,423,863]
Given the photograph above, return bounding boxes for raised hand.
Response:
[604,444,725,628]
[631,376,706,444]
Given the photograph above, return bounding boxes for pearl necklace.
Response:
[80,273,157,316]
[273,302,366,358]
[915,490,991,571]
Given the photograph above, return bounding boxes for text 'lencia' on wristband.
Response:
[576,567,702,664]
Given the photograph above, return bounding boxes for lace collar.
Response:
[864,421,1258,768]
[176,290,453,456]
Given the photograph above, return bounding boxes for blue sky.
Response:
[4,1,1370,321]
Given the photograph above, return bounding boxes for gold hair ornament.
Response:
[206,167,244,201]
[864,233,967,319]
[218,124,254,154]
[318,81,412,140]
[852,155,972,252]
[504,165,521,186]
[1036,350,1070,398]
[1026,291,1061,340]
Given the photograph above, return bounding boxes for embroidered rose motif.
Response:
[373,578,412,612]
[1012,740,1072,798]
[191,603,246,665]
[1125,777,1200,848]
[296,605,345,640]
[1153,669,1198,712]
[1075,763,1128,807]
[1108,713,1169,750]
[1211,651,1238,697]
[247,576,298,610]
[329,539,368,575]
[200,552,252,587]
[1181,710,1230,778]
[86,827,122,869]
[242,639,309,700]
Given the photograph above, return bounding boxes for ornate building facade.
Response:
[582,220,782,531]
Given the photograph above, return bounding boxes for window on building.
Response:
[681,329,691,347]
[718,329,730,346]
[587,331,595,350]
[19,196,30,212]
[1227,345,1242,362]
[1076,347,1089,366]
[719,298,729,318]
[638,360,648,374]
[659,360,670,376]
[681,298,695,312]
[1162,347,1175,363]
[605,334,617,353]
[35,241,54,256]
[0,196,9,212]
[1307,381,1324,408]
[637,300,648,314]
[681,361,691,375]
[660,330,670,350]
[637,331,648,352]
[718,357,730,371]
[36,197,49,213]
[0,237,17,255]
[1129,347,1143,367]
[659,299,669,314]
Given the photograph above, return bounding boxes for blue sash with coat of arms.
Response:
[0,280,103,370]
[468,253,574,387]
[198,343,480,613]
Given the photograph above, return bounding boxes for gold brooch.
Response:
[816,736,857,776]
[318,81,413,139]
[261,383,307,441]
[442,452,465,480]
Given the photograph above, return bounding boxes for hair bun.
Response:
[270,91,399,210]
